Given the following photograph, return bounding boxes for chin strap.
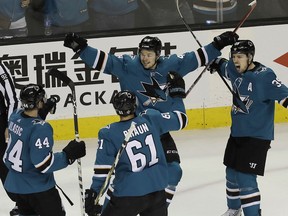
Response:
[244,56,254,72]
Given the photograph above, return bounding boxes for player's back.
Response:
[98,112,170,197]
[4,110,56,194]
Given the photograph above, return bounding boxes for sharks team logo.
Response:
[232,77,253,114]
[139,77,168,106]
[32,119,45,125]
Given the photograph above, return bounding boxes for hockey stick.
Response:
[94,121,136,205]
[181,0,257,97]
[208,0,257,112]
[175,0,211,96]
[185,64,210,96]
[47,68,85,216]
[176,0,202,47]
[233,0,257,34]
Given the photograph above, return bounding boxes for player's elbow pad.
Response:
[35,152,53,173]
[279,97,288,108]
[173,111,188,130]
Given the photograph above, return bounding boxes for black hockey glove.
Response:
[161,133,180,163]
[38,97,57,120]
[167,71,186,98]
[64,33,87,54]
[63,140,86,165]
[212,31,239,50]
[85,189,102,216]
[208,58,228,74]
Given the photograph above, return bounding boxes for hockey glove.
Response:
[208,58,228,74]
[63,140,86,165]
[167,71,186,98]
[64,33,87,54]
[85,189,102,216]
[38,97,57,120]
[212,31,239,50]
[161,133,180,163]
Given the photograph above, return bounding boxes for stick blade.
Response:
[249,0,257,7]
[233,0,257,33]
[48,68,74,90]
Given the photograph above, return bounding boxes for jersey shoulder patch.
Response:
[32,119,46,126]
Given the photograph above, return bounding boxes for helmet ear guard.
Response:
[20,84,46,110]
[138,36,162,56]
[112,90,137,117]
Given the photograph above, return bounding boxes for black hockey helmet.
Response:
[231,40,255,57]
[138,36,162,56]
[112,90,137,117]
[20,84,46,110]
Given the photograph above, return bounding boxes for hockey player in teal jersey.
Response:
[84,89,188,216]
[208,40,288,216]
[64,31,238,206]
[4,84,86,216]
[64,32,238,115]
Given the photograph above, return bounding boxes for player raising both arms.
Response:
[208,40,288,216]
[63,31,238,206]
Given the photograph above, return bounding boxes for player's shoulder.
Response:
[121,54,138,61]
[140,109,168,124]
[140,108,161,117]
[98,124,113,138]
[10,114,52,139]
[115,54,141,67]
[254,62,273,73]
[26,118,52,137]
[159,54,179,62]
[9,109,21,119]
[253,62,275,79]
[31,118,50,127]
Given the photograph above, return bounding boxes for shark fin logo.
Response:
[232,78,252,114]
[139,77,167,106]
